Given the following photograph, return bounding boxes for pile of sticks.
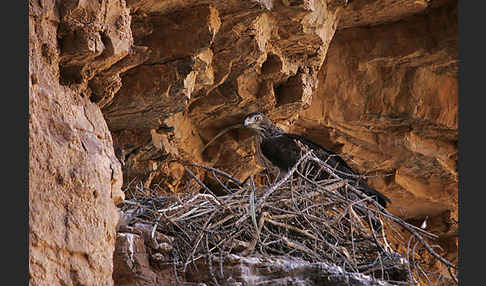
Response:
[120,151,457,285]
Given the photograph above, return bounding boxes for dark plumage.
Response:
[243,112,391,208]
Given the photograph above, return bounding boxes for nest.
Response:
[120,151,457,285]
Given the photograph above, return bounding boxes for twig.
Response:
[184,166,223,204]
[201,123,243,154]
[266,218,318,240]
[189,162,244,186]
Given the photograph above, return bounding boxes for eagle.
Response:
[243,112,391,209]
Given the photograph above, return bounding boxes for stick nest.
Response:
[119,151,457,285]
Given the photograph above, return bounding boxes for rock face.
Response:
[29,0,130,284]
[295,0,458,222]
[29,0,458,284]
[102,0,344,189]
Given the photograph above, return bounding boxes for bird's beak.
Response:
[244,118,252,128]
[244,117,261,130]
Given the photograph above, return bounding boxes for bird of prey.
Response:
[243,112,391,209]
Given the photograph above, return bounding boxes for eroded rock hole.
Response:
[274,75,300,107]
[261,53,282,75]
[60,65,83,85]
[95,32,115,60]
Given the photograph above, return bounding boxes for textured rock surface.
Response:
[336,0,452,29]
[102,0,344,191]
[295,0,458,220]
[29,0,131,285]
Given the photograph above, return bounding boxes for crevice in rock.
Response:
[261,53,283,75]
[60,64,84,85]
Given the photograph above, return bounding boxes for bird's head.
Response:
[243,112,282,138]
[244,112,267,130]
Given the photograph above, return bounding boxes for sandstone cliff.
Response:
[29,0,458,285]
[29,0,129,284]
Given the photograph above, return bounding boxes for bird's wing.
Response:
[253,135,280,173]
[285,133,391,207]
[260,135,301,172]
[284,134,356,175]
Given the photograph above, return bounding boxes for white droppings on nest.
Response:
[118,233,137,266]
[223,254,392,285]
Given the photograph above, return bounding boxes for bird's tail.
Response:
[355,206,383,232]
[357,180,391,209]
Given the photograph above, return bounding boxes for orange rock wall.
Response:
[29,0,128,284]
[295,0,458,221]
